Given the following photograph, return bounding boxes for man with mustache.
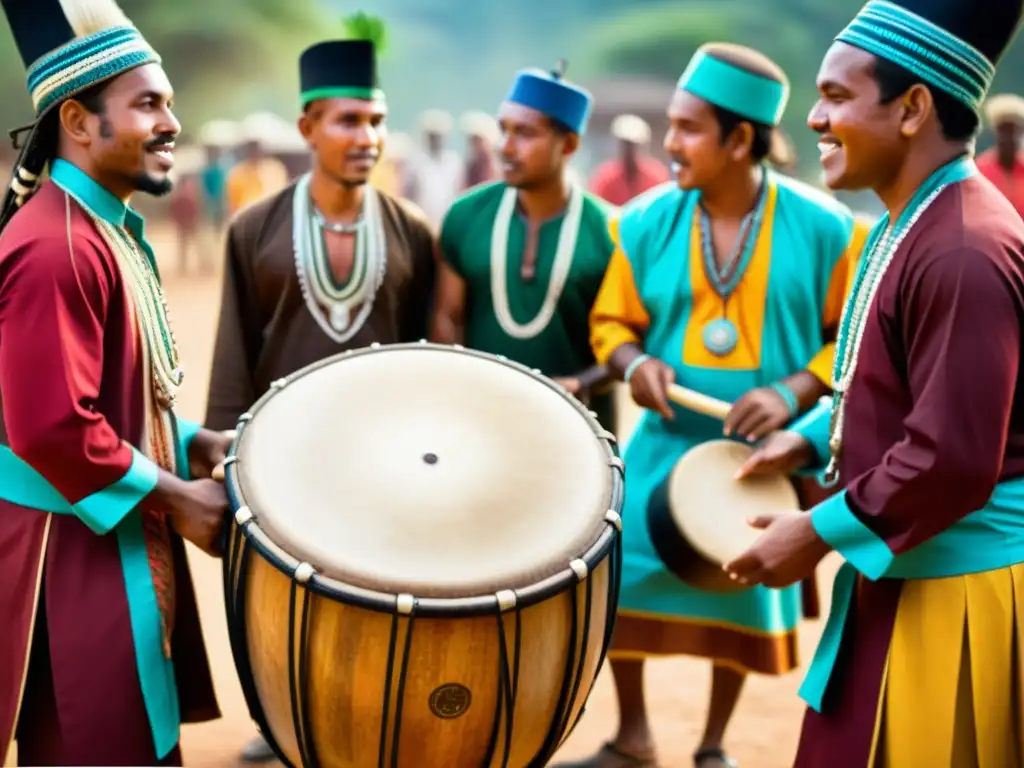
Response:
[728,1,1024,764]
[0,0,232,763]
[561,43,869,768]
[431,64,616,433]
[203,21,436,764]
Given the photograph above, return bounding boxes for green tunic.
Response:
[440,181,615,429]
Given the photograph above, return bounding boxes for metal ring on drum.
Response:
[221,341,624,768]
[646,439,799,593]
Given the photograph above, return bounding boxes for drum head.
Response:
[232,345,614,598]
[667,440,798,566]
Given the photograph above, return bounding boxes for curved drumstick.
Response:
[666,384,732,421]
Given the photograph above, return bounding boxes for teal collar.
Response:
[50,158,149,245]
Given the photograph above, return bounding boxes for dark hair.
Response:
[547,116,574,136]
[710,104,773,162]
[873,57,979,141]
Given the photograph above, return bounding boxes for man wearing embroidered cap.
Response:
[205,16,436,443]
[432,63,617,432]
[977,92,1024,216]
[564,43,869,768]
[588,114,671,206]
[727,1,1024,764]
[0,0,231,764]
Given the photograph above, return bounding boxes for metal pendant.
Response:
[330,303,350,332]
[702,318,738,357]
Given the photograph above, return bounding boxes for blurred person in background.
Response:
[588,113,671,206]
[460,109,500,189]
[408,108,464,227]
[224,134,290,217]
[977,92,1024,217]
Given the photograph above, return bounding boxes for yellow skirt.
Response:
[869,563,1024,767]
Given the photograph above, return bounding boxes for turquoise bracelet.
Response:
[624,354,652,383]
[769,381,799,416]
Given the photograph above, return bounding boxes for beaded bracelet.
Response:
[624,354,652,383]
[768,381,799,417]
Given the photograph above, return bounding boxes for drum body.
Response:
[222,342,623,768]
[647,439,798,592]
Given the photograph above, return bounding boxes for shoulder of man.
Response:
[0,183,117,296]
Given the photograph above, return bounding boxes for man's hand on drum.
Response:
[167,479,230,558]
[723,387,792,442]
[629,357,675,420]
[733,430,815,480]
[722,511,831,588]
[188,428,236,481]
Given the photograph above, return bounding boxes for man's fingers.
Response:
[747,515,780,530]
[734,449,770,480]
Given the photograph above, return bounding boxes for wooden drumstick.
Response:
[666,384,732,421]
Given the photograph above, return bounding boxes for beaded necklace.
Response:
[823,156,976,484]
[490,184,583,340]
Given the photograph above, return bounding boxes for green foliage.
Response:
[342,11,388,55]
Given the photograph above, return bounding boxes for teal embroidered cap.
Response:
[836,0,997,113]
[678,48,789,127]
[0,0,160,117]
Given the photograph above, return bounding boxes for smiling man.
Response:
[431,64,616,430]
[203,23,437,763]
[727,1,1024,765]
[205,27,436,436]
[561,43,869,768]
[0,0,236,764]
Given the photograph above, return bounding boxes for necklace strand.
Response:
[490,184,584,340]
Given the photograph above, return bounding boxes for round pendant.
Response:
[703,318,738,357]
[330,304,350,332]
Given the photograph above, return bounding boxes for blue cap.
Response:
[504,64,593,136]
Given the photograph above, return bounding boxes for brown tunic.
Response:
[205,182,436,430]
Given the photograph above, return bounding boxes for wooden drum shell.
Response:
[223,514,620,768]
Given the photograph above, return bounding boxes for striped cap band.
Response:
[836,0,995,113]
[27,25,160,115]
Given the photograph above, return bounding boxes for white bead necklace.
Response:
[291,173,387,345]
[823,183,949,483]
[490,184,584,340]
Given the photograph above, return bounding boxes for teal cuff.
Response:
[175,417,201,481]
[769,381,799,417]
[787,397,831,475]
[73,448,160,535]
[810,490,893,580]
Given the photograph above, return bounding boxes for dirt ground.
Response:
[6,223,840,768]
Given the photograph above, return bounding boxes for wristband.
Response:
[624,354,652,383]
[769,381,800,417]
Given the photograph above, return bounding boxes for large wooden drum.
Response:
[221,342,623,768]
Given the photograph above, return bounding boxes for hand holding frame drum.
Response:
[646,385,799,592]
[220,342,623,768]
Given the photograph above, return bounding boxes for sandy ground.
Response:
[6,223,840,768]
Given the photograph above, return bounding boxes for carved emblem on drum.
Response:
[429,683,471,719]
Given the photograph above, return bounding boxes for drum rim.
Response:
[222,340,625,618]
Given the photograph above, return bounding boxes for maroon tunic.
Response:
[794,173,1024,765]
[0,182,219,765]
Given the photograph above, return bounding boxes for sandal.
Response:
[693,747,738,768]
[550,741,659,767]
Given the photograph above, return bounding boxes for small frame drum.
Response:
[222,342,623,768]
[647,439,799,592]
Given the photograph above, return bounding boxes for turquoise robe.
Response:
[590,172,866,671]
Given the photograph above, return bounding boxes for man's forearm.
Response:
[608,343,646,381]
